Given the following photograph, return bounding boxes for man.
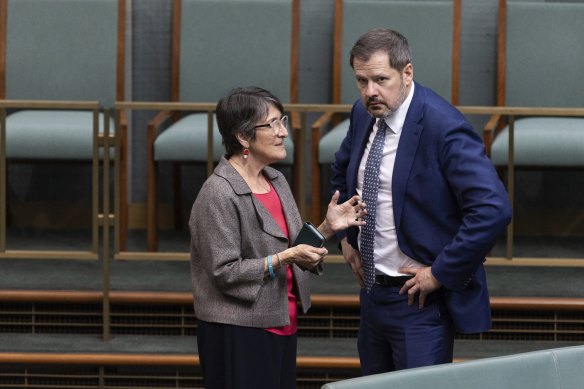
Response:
[331,28,512,375]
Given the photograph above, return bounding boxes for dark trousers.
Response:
[357,285,455,375]
[197,319,297,389]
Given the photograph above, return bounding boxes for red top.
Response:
[253,180,297,336]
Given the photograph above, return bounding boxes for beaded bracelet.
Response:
[275,253,282,267]
[267,255,275,278]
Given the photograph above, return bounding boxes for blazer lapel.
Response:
[251,194,288,240]
[393,84,425,228]
[268,167,300,241]
[214,157,288,241]
[251,169,289,241]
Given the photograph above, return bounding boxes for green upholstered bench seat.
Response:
[154,113,294,164]
[489,2,584,169]
[5,110,115,160]
[322,344,584,389]
[490,117,584,167]
[153,113,223,162]
[319,119,350,165]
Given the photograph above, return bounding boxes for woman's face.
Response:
[248,104,288,165]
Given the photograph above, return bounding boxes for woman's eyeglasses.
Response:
[254,115,288,135]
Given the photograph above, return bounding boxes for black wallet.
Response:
[292,222,326,275]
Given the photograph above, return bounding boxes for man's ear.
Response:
[403,63,414,86]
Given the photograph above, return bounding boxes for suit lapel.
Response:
[350,112,376,192]
[393,84,425,228]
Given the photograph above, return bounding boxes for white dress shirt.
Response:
[356,83,423,276]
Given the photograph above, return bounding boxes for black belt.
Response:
[374,274,413,288]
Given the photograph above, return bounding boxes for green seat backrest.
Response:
[340,0,454,105]
[4,0,119,107]
[178,0,292,103]
[551,344,584,389]
[505,2,584,107]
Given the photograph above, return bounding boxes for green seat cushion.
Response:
[490,117,584,167]
[6,110,114,160]
[154,113,294,164]
[318,119,350,164]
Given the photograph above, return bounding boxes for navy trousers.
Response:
[197,319,297,389]
[357,284,455,375]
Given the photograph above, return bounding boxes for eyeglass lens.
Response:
[268,116,288,132]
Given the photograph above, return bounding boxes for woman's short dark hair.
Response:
[216,86,284,159]
[349,28,412,71]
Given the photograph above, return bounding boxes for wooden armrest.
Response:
[118,110,127,127]
[483,114,503,156]
[147,110,177,150]
[290,111,302,131]
[117,110,128,148]
[310,111,337,157]
[311,111,335,132]
[147,110,175,134]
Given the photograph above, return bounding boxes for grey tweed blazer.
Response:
[189,157,311,328]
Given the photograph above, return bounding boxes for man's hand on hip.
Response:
[398,267,441,309]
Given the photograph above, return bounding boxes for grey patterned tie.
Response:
[360,119,388,291]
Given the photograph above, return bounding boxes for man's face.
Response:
[353,51,413,118]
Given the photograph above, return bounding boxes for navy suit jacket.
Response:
[331,82,512,333]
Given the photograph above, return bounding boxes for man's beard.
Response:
[366,78,409,119]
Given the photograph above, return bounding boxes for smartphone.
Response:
[293,222,326,275]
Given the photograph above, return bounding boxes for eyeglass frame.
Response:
[253,115,289,135]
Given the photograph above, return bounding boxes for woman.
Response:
[189,86,366,389]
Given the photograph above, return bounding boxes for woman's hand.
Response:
[280,245,327,271]
[319,191,366,240]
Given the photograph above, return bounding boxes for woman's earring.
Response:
[243,148,249,159]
